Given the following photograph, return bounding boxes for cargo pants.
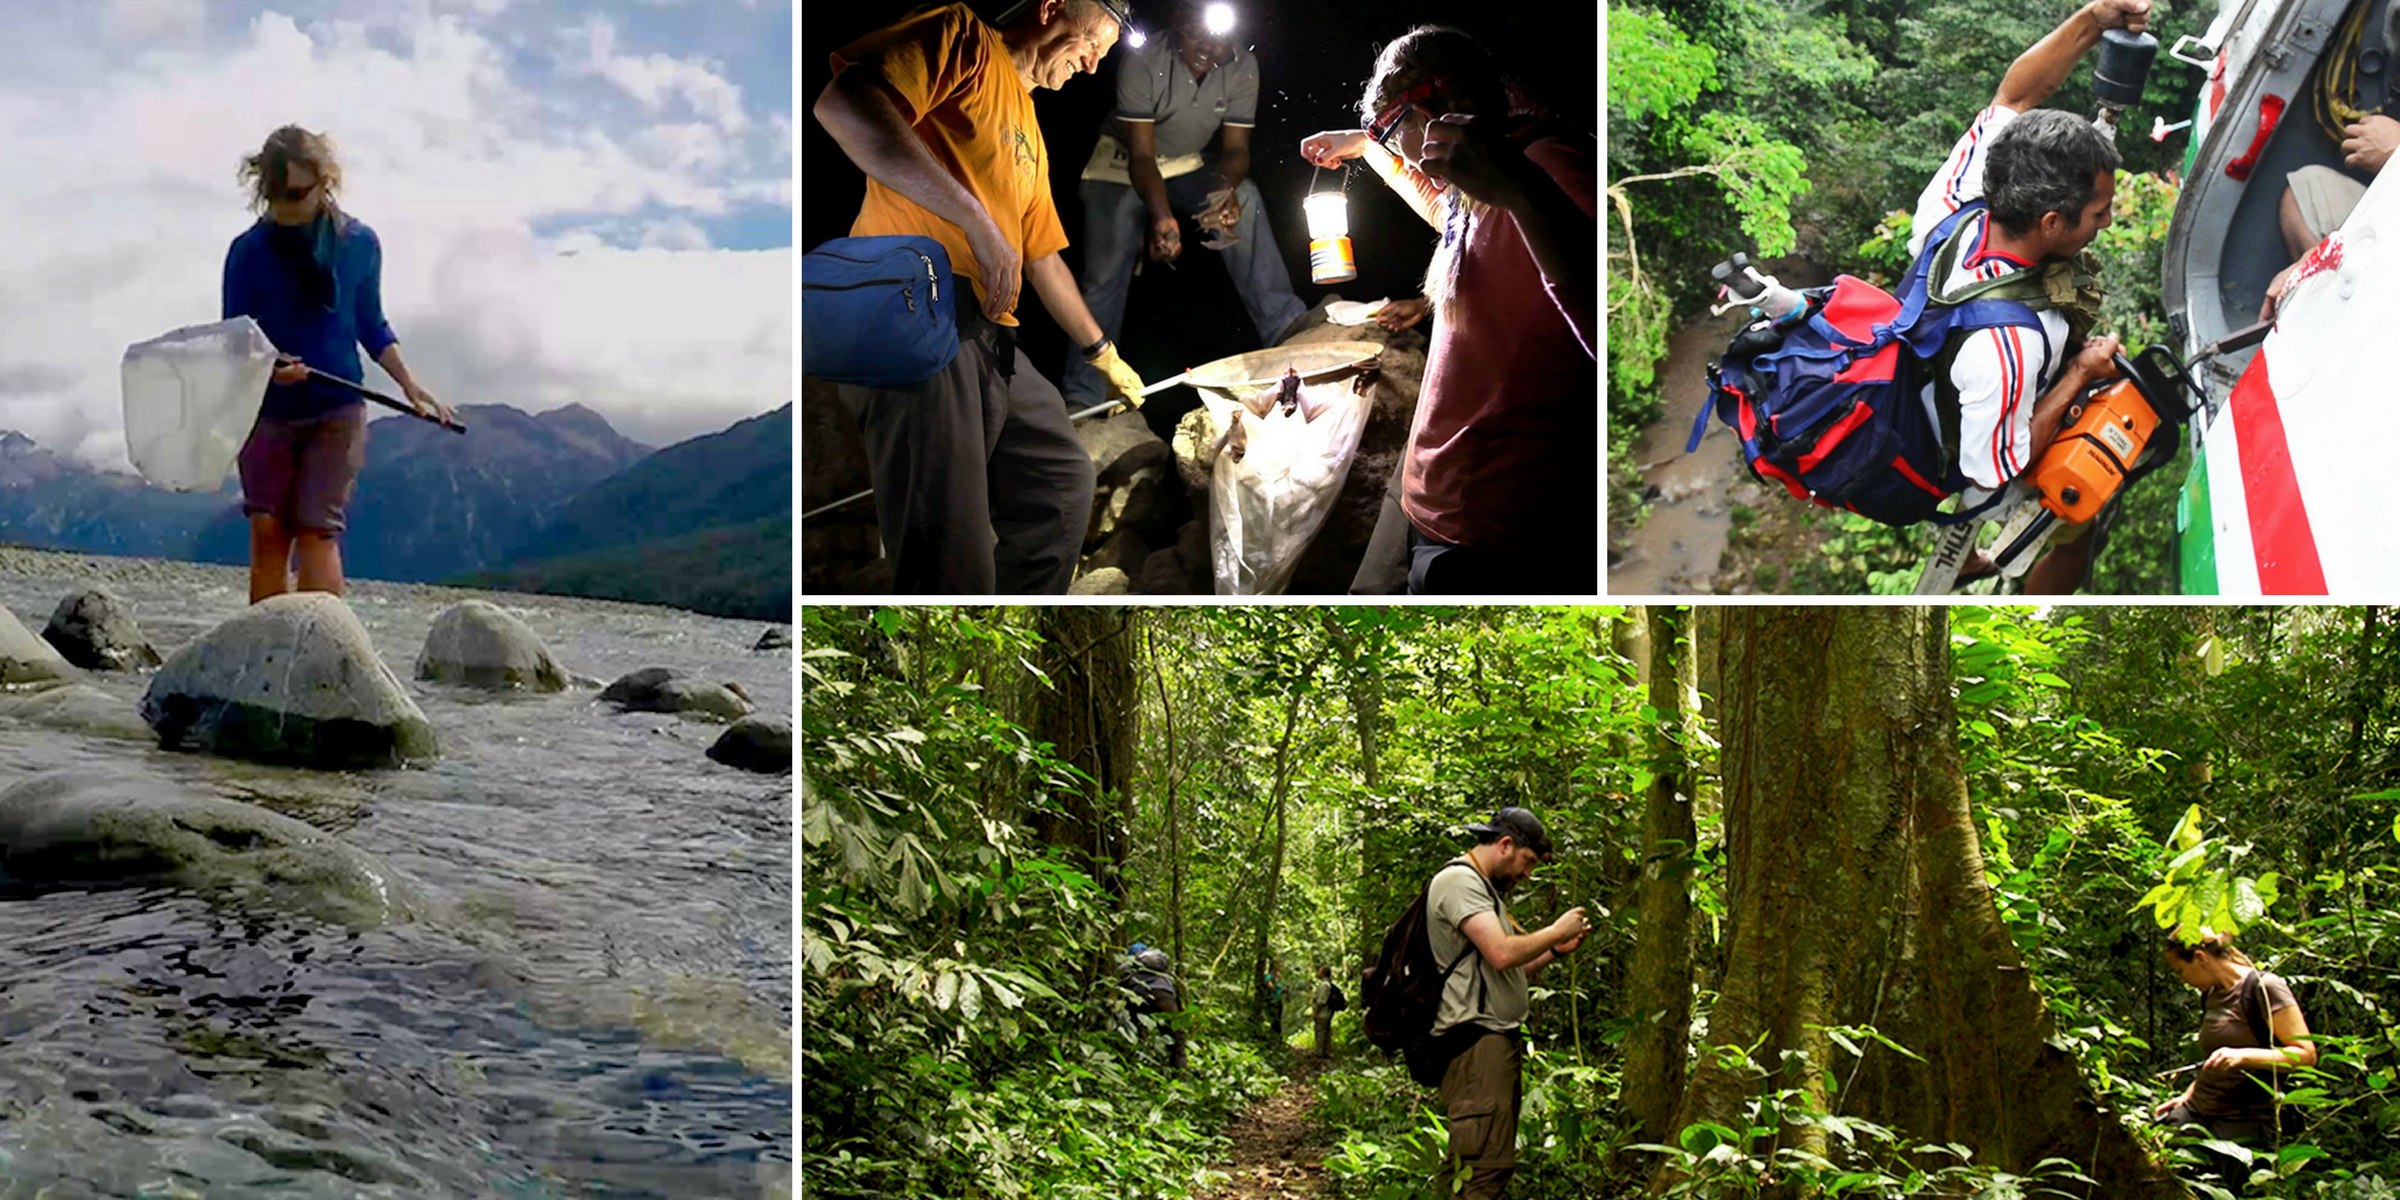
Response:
[1436,1029,1522,1199]
[836,305,1095,594]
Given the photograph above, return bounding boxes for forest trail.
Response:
[1193,1059,1335,1200]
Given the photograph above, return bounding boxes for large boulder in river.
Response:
[415,600,569,692]
[599,667,753,721]
[0,602,76,686]
[0,771,425,927]
[139,593,439,768]
[707,715,792,774]
[41,586,162,672]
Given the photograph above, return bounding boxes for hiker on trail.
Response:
[1311,964,1339,1059]
[1902,0,2150,593]
[223,125,452,606]
[1062,0,1307,412]
[1119,943,1189,1070]
[815,0,1147,595]
[2153,929,2317,1151]
[1420,806,1586,1200]
[2264,114,2398,319]
[1301,27,1597,596]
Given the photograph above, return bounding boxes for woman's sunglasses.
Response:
[278,179,320,203]
[1367,73,1455,151]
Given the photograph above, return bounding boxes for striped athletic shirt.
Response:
[1905,104,2073,490]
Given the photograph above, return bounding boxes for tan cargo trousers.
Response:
[1435,1029,1523,1199]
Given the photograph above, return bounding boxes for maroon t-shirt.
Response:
[1395,128,1597,555]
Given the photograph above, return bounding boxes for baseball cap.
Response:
[1465,806,1553,859]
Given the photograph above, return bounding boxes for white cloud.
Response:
[105,0,207,41]
[0,6,790,465]
[564,15,748,132]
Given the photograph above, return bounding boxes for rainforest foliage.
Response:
[801,605,2400,1199]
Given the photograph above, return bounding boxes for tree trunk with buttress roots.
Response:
[1655,607,2185,1199]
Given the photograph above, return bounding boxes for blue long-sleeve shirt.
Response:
[221,213,398,420]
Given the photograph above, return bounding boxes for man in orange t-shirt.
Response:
[815,0,1149,595]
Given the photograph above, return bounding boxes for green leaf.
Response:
[2230,877,2266,926]
[2030,672,2071,687]
[2198,1139,2254,1167]
[1679,1122,1737,1157]
[934,969,958,1011]
[2168,804,2204,853]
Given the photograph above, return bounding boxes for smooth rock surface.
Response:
[1068,567,1130,595]
[706,715,792,774]
[0,601,76,686]
[0,681,152,741]
[1079,412,1171,486]
[139,592,439,767]
[598,666,754,721]
[415,600,569,692]
[0,771,425,926]
[41,586,161,672]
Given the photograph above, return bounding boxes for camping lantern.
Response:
[1304,192,1357,284]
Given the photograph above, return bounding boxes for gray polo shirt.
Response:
[1105,31,1258,159]
[1425,857,1530,1036]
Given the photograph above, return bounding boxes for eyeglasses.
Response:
[279,179,319,203]
[1367,73,1455,152]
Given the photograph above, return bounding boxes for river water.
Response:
[0,550,792,1198]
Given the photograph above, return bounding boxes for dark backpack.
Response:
[1363,860,1499,1084]
[800,235,958,387]
[1687,199,2098,528]
[1329,983,1348,1014]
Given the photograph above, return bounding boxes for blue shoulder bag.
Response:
[802,235,958,387]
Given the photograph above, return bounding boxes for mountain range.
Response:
[0,402,790,620]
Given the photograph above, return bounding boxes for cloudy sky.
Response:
[0,0,791,467]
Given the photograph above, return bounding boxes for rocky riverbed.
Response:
[0,548,791,1197]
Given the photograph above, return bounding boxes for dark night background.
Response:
[801,0,1597,442]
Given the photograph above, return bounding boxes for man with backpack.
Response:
[1311,963,1347,1060]
[1118,943,1188,1070]
[814,0,1150,594]
[1900,0,2151,591]
[1404,807,1587,1199]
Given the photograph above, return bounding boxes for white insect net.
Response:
[121,317,276,492]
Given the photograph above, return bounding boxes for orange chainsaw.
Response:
[1991,321,2272,568]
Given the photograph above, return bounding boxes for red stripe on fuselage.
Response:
[2229,350,2327,593]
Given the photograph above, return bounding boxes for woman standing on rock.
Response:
[221,125,453,604]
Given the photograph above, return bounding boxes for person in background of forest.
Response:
[2152,929,2317,1155]
[1903,0,2150,593]
[1311,963,1337,1059]
[1301,27,1596,596]
[813,0,1146,595]
[1118,943,1188,1070]
[1420,807,1588,1199]
[224,125,454,606]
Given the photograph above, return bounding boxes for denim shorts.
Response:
[237,403,368,533]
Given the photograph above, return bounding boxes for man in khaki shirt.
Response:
[1421,807,1588,1199]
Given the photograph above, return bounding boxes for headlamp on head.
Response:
[1368,73,1457,150]
[1203,2,1235,34]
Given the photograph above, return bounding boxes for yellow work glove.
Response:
[1085,339,1147,410]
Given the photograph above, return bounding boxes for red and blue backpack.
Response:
[1687,200,2088,527]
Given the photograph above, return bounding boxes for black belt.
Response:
[957,302,1017,381]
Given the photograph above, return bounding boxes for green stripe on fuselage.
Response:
[2179,449,2218,594]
